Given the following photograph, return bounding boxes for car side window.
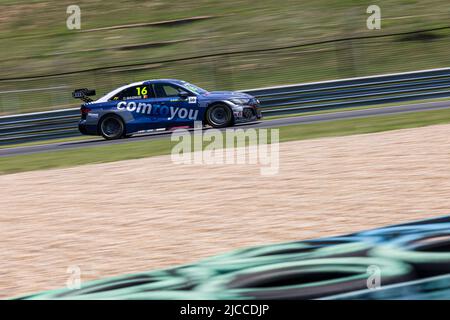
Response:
[110,85,153,101]
[152,83,184,98]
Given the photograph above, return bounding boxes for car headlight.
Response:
[229,98,251,105]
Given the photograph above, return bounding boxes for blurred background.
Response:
[0,0,449,115]
[2,1,450,300]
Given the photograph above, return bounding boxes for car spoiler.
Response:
[72,88,96,103]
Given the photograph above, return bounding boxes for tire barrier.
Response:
[195,258,414,300]
[371,231,450,277]
[16,215,450,300]
[195,242,373,273]
[323,273,450,300]
[20,270,196,300]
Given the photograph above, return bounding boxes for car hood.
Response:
[201,91,253,99]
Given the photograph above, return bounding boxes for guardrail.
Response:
[2,67,450,145]
[0,108,80,145]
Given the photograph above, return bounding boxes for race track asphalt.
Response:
[1,100,449,157]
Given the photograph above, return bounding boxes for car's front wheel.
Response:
[99,114,125,140]
[206,104,234,128]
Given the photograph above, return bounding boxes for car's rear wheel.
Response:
[99,114,125,140]
[206,104,234,128]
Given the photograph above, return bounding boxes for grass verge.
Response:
[1,108,450,175]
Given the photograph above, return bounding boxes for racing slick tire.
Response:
[99,114,125,140]
[206,104,234,128]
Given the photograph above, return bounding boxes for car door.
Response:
[151,82,200,127]
[107,83,162,131]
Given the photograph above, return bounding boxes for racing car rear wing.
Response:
[72,88,96,103]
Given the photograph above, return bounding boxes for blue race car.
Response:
[73,79,262,140]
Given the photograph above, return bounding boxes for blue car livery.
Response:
[74,79,262,140]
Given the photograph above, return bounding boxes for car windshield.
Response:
[182,82,208,95]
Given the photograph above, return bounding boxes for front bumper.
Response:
[233,105,262,123]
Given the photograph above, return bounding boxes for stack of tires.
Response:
[18,216,450,300]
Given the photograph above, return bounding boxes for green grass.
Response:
[2,107,450,175]
[279,108,450,142]
[1,0,446,75]
[1,0,450,115]
[0,138,175,174]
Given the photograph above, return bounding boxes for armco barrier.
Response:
[0,108,79,145]
[2,67,450,145]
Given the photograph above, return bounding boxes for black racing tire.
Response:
[99,114,125,140]
[196,257,414,300]
[205,104,234,128]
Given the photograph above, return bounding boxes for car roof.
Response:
[95,79,188,103]
[143,79,186,85]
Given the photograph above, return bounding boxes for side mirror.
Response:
[178,91,189,99]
